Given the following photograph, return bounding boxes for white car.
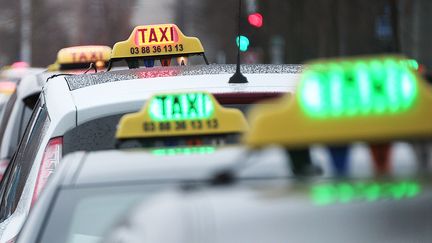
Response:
[16,141,424,243]
[0,45,112,178]
[0,64,301,242]
[0,71,48,179]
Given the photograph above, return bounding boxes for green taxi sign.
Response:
[116,91,248,139]
[403,59,419,70]
[244,55,432,148]
[149,93,214,121]
[298,57,419,118]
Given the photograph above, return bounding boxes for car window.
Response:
[0,92,17,151]
[62,113,126,155]
[7,93,41,158]
[0,100,50,220]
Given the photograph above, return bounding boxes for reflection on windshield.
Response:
[41,185,163,243]
[311,181,421,205]
[151,146,216,156]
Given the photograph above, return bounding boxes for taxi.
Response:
[101,55,432,243]
[17,93,288,243]
[0,24,300,243]
[0,45,112,182]
[18,55,432,243]
[0,45,112,242]
[0,74,44,181]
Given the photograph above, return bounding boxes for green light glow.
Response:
[311,181,421,206]
[149,93,215,121]
[299,59,419,118]
[151,146,216,156]
[401,59,419,70]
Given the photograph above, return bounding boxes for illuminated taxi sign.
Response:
[244,56,432,148]
[56,45,112,65]
[298,58,418,118]
[149,93,214,121]
[111,24,204,60]
[116,92,248,139]
[134,24,177,46]
[403,59,419,70]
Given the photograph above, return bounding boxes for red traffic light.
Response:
[248,13,263,28]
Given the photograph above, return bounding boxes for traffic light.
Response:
[248,13,263,28]
[234,2,263,53]
[236,35,250,52]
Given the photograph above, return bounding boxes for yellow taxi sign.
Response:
[116,92,248,139]
[46,63,60,72]
[244,55,432,148]
[0,82,16,95]
[111,24,204,60]
[56,45,112,65]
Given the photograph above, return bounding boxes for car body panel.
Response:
[43,78,77,137]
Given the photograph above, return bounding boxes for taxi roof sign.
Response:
[48,45,112,71]
[244,56,432,148]
[299,57,418,118]
[0,82,16,95]
[116,92,248,139]
[111,24,205,60]
[56,45,111,65]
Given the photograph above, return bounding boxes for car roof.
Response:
[45,64,301,125]
[65,64,303,90]
[58,146,290,187]
[15,71,52,99]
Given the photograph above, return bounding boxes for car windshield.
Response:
[39,184,166,243]
[123,179,430,243]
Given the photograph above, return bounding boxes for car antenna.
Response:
[84,63,97,74]
[229,0,248,83]
[46,73,75,82]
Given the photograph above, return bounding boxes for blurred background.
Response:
[0,0,431,70]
